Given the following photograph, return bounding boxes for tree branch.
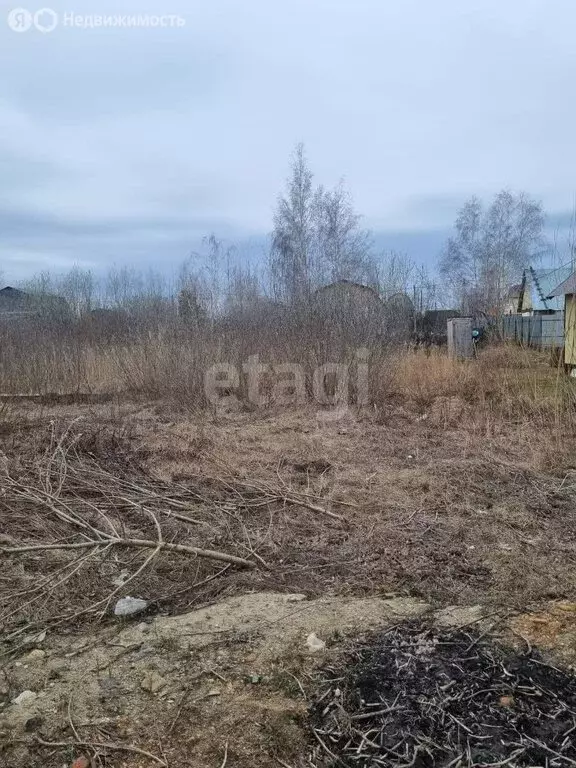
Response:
[1,537,258,569]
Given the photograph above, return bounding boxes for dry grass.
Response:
[2,322,575,427]
[0,328,215,399]
[3,336,576,767]
[1,337,576,643]
[389,345,564,406]
[381,344,576,435]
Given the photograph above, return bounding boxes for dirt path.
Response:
[1,592,430,767]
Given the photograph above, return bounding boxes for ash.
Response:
[310,622,576,767]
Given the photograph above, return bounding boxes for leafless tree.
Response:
[201,234,238,317]
[105,266,144,309]
[412,263,443,312]
[59,267,96,316]
[177,257,209,327]
[440,191,545,316]
[271,144,376,304]
[315,181,373,285]
[20,269,55,297]
[224,263,262,316]
[270,143,316,305]
[375,252,416,300]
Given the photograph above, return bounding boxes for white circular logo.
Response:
[33,7,57,32]
[7,7,33,31]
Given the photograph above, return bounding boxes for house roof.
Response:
[548,270,576,298]
[506,284,523,299]
[315,279,382,298]
[314,280,384,306]
[0,285,69,316]
[524,266,572,311]
[0,286,28,298]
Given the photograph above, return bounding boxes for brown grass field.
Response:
[2,341,576,767]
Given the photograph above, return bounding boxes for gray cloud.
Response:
[1,0,576,279]
[0,207,243,240]
[0,204,261,278]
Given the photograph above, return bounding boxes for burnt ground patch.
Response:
[310,621,576,767]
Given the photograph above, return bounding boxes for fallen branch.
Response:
[34,735,167,766]
[281,494,344,521]
[220,476,345,522]
[1,537,258,569]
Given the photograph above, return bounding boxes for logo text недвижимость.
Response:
[6,8,186,33]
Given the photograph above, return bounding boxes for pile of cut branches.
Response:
[0,423,345,644]
[311,621,576,767]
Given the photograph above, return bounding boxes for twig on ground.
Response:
[34,735,168,766]
[275,758,296,768]
[1,537,258,568]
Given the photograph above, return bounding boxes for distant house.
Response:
[416,309,460,345]
[548,271,576,369]
[314,280,385,318]
[312,280,416,345]
[314,279,383,310]
[0,286,70,322]
[517,266,572,314]
[313,280,387,342]
[501,267,571,350]
[503,284,523,315]
[0,286,35,316]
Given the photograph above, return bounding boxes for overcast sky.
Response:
[1,0,575,280]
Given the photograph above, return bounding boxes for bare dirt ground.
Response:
[2,382,576,766]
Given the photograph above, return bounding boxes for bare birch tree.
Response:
[315,181,373,285]
[270,143,316,305]
[440,191,544,315]
[271,144,375,302]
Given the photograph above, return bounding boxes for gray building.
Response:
[0,286,70,322]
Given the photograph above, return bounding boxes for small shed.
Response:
[548,271,576,367]
[0,286,36,317]
[447,317,474,359]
